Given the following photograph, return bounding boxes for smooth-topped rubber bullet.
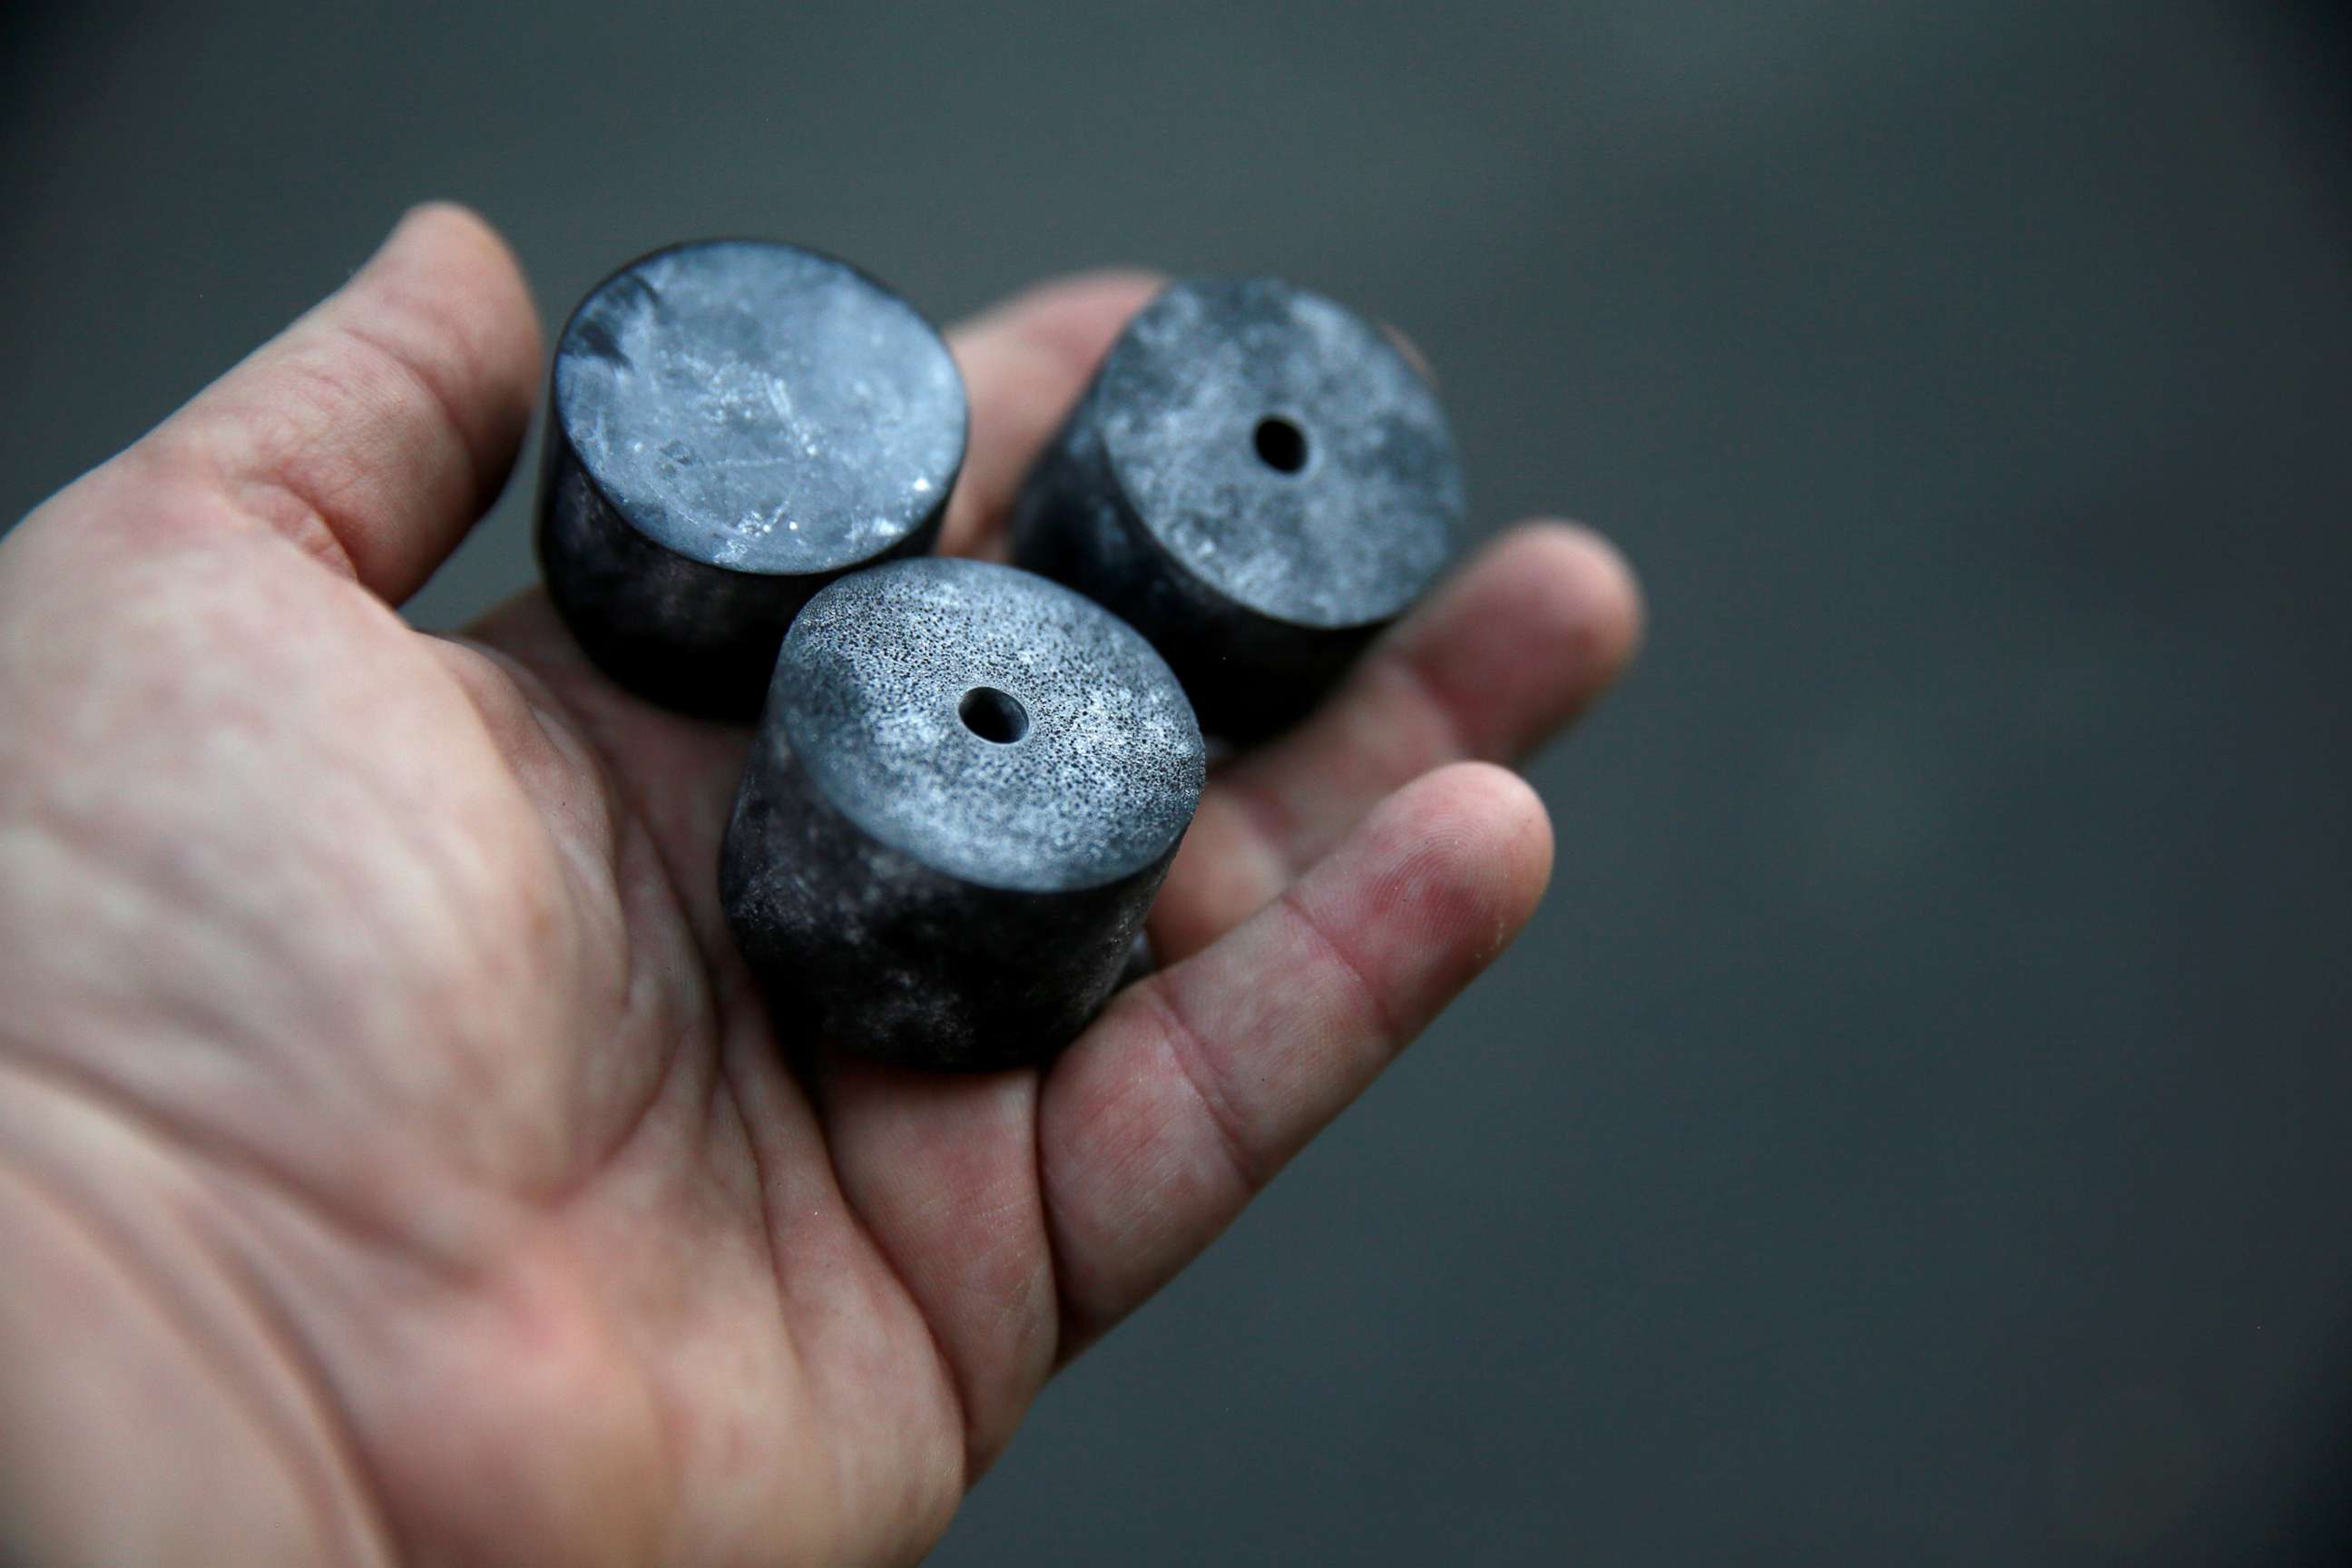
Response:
[1010,275,1463,742]
[721,557,1205,1070]
[539,240,966,716]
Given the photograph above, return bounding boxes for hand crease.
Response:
[335,313,498,506]
[0,1137,401,1566]
[1276,880,1402,1057]
[0,1037,446,1279]
[1219,773,1309,889]
[236,471,367,583]
[1142,979,1264,1195]
[1386,641,1481,766]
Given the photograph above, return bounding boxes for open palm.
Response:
[0,207,1639,1566]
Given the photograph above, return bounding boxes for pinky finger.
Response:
[1035,761,1553,1354]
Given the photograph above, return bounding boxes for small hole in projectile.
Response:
[1252,416,1309,475]
[958,686,1030,744]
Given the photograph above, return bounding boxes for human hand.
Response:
[0,206,1639,1565]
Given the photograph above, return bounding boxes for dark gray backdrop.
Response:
[6,2,2349,1561]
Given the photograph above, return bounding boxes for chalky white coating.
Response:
[1097,277,1460,628]
[776,559,1205,893]
[554,240,965,573]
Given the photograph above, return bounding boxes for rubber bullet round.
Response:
[720,557,1205,1071]
[1009,275,1463,742]
[538,240,966,717]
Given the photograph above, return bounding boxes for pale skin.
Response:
[0,206,1641,1566]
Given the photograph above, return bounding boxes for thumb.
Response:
[121,203,541,603]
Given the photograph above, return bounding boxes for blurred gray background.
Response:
[6,1,2350,1561]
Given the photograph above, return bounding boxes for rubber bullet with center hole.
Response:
[538,240,966,717]
[1010,275,1464,742]
[720,557,1205,1070]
